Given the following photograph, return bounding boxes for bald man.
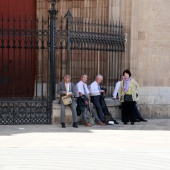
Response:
[90,75,119,125]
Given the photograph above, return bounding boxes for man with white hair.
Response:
[90,75,119,125]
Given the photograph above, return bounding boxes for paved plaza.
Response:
[0,119,170,170]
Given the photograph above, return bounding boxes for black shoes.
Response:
[140,118,148,122]
[113,120,119,124]
[61,122,78,128]
[136,118,148,122]
[61,123,66,128]
[73,122,78,128]
[124,122,134,125]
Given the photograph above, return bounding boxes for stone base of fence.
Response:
[52,98,121,124]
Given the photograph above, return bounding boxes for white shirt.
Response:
[65,82,70,93]
[76,81,90,97]
[90,81,101,96]
[113,81,121,98]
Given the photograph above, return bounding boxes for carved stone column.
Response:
[129,0,139,80]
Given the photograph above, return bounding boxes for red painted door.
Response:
[0,0,36,97]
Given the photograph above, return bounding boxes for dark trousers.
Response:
[122,102,136,123]
[91,96,105,122]
[134,102,143,120]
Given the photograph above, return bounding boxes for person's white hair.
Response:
[96,74,103,80]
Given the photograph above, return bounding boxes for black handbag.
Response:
[124,94,133,102]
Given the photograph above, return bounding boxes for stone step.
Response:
[52,98,121,124]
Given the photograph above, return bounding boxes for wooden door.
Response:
[0,0,36,97]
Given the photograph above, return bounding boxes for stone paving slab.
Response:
[0,119,170,170]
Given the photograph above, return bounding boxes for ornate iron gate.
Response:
[0,11,52,125]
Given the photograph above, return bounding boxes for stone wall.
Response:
[138,87,170,118]
[130,0,170,86]
[130,0,170,118]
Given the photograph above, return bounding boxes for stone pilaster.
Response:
[129,0,139,80]
[108,0,132,72]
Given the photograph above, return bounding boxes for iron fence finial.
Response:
[64,9,73,19]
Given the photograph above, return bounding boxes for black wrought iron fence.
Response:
[55,10,125,96]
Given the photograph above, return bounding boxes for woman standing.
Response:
[119,70,139,125]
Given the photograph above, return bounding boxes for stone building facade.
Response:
[35,0,170,118]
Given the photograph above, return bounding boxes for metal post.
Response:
[48,0,58,100]
[64,9,72,74]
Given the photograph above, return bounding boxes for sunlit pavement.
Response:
[0,119,170,170]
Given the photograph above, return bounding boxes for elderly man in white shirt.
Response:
[90,75,119,125]
[76,74,105,127]
[76,75,90,98]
